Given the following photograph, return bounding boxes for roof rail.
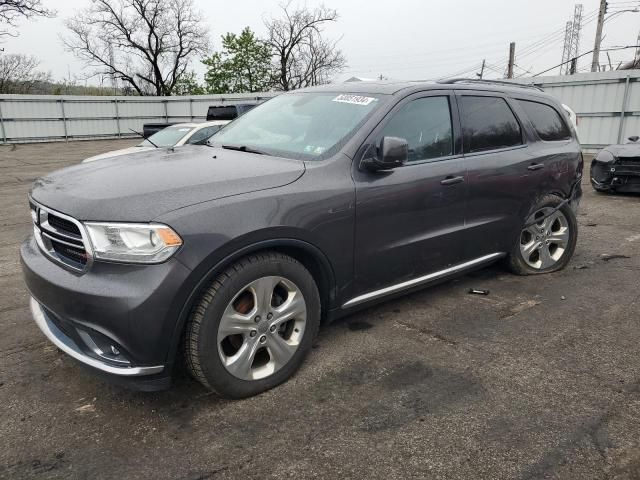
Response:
[437,78,544,92]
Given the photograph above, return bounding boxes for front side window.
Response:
[460,96,522,153]
[210,92,385,160]
[380,96,453,162]
[517,100,571,141]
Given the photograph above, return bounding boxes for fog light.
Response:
[77,329,130,365]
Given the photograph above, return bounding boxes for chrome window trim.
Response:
[342,253,505,309]
[30,297,164,376]
[29,197,94,273]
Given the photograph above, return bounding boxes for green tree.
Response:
[173,71,205,95]
[203,27,274,94]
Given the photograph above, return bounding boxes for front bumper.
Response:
[30,297,163,376]
[591,159,640,192]
[21,235,193,385]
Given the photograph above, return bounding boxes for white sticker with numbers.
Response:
[332,94,376,106]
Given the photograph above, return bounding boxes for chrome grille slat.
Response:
[41,220,83,242]
[41,231,85,249]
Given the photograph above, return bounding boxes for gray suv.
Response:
[21,80,583,398]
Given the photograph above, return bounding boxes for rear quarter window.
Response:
[517,100,571,141]
[459,96,522,153]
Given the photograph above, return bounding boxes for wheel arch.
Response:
[166,237,337,369]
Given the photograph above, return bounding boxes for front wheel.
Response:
[508,195,578,275]
[184,252,321,398]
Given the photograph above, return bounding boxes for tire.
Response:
[507,194,578,275]
[184,251,321,398]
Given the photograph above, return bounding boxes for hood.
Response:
[31,145,305,221]
[82,145,154,163]
[604,144,640,158]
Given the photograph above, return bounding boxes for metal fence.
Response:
[511,69,640,152]
[1,70,640,150]
[0,92,276,143]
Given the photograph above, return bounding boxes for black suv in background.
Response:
[22,80,582,398]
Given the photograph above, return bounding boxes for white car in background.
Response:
[82,120,230,163]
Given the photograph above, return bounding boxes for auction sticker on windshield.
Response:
[332,94,376,106]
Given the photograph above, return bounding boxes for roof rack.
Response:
[437,78,544,92]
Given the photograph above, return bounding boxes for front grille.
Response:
[618,156,640,163]
[612,162,640,176]
[47,214,81,236]
[31,201,91,271]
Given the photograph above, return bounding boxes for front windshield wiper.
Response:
[221,144,266,155]
[129,128,159,148]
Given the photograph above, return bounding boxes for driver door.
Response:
[351,92,467,298]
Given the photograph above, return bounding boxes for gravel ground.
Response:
[1,140,639,480]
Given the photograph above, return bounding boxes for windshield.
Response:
[210,92,385,159]
[139,125,195,147]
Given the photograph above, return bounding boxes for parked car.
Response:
[22,79,583,398]
[82,121,229,163]
[140,104,257,137]
[142,122,179,138]
[590,136,640,193]
[206,103,257,121]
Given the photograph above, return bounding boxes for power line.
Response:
[533,45,637,76]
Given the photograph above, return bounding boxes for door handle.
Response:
[440,175,465,186]
[528,163,545,171]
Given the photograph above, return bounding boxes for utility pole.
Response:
[591,0,607,72]
[477,59,486,79]
[507,42,515,78]
[570,57,578,74]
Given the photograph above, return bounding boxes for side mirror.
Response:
[628,135,639,143]
[361,136,408,172]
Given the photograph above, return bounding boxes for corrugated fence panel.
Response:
[620,116,640,141]
[66,118,118,137]
[2,99,62,119]
[116,100,166,119]
[165,100,191,118]
[5,119,65,140]
[64,100,116,119]
[3,74,640,149]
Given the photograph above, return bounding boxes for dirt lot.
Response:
[1,139,639,480]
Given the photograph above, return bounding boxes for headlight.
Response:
[84,222,182,264]
[595,150,615,163]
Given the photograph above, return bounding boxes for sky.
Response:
[3,0,640,86]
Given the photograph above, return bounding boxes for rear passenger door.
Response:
[456,92,539,259]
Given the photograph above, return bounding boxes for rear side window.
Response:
[380,96,453,162]
[460,96,522,153]
[517,100,571,141]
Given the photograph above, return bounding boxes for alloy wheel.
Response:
[519,207,571,270]
[217,276,307,381]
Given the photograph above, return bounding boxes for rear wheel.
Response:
[508,195,578,275]
[184,252,320,398]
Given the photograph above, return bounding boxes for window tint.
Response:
[460,96,522,153]
[380,96,453,162]
[517,100,571,141]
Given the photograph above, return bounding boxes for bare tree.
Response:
[0,0,54,38]
[0,53,51,93]
[265,3,346,91]
[63,0,209,96]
